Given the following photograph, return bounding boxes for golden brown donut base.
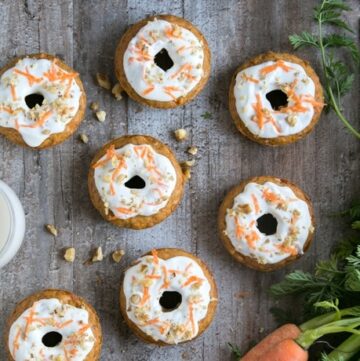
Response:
[0,53,86,149]
[88,135,185,229]
[229,52,324,146]
[218,176,315,271]
[114,14,211,109]
[119,248,218,346]
[5,289,102,361]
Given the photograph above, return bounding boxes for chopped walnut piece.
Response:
[187,146,198,155]
[238,204,252,214]
[174,128,187,141]
[92,247,104,262]
[64,248,76,262]
[90,101,99,112]
[181,159,195,168]
[96,73,111,90]
[79,133,89,144]
[45,224,58,236]
[112,249,125,263]
[112,83,123,100]
[286,114,297,127]
[96,110,106,122]
[183,168,191,181]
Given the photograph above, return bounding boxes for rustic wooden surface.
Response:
[0,0,359,360]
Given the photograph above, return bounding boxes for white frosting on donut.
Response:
[234,60,322,138]
[224,181,313,264]
[123,250,212,344]
[0,57,82,147]
[8,298,95,361]
[123,19,205,101]
[93,143,177,219]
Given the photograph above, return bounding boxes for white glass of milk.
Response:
[0,180,25,268]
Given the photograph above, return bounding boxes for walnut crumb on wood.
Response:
[181,159,195,168]
[64,248,76,262]
[183,168,191,181]
[174,128,187,141]
[79,133,89,144]
[112,249,125,263]
[92,247,104,262]
[90,101,99,112]
[96,73,111,90]
[96,110,106,122]
[45,224,58,236]
[112,83,123,100]
[187,146,198,155]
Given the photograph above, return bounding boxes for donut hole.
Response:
[154,48,174,71]
[159,291,182,312]
[42,331,63,347]
[125,175,146,189]
[25,93,44,109]
[266,89,288,111]
[256,213,278,235]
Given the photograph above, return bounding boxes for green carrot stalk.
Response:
[326,334,360,361]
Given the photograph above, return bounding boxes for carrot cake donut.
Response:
[120,248,218,345]
[0,53,86,149]
[5,289,102,361]
[229,52,324,146]
[218,176,315,271]
[115,15,211,108]
[88,135,184,229]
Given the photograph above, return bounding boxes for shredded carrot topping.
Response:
[260,60,293,75]
[21,110,52,129]
[151,249,159,265]
[182,275,204,288]
[116,207,134,214]
[10,83,17,101]
[143,85,155,95]
[251,194,260,214]
[14,67,42,86]
[234,217,245,239]
[245,230,260,249]
[189,303,195,334]
[140,286,150,306]
[242,73,259,84]
[277,244,298,256]
[12,328,21,356]
[160,265,170,289]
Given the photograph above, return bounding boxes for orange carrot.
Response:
[143,85,155,95]
[234,217,245,239]
[241,324,301,361]
[189,303,195,334]
[160,265,169,289]
[171,64,192,79]
[252,94,265,129]
[257,339,308,361]
[12,328,21,355]
[140,286,149,306]
[242,73,259,84]
[245,231,259,249]
[116,207,133,214]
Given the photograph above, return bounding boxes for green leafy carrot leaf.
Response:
[333,236,359,259]
[227,342,242,358]
[323,35,360,64]
[352,221,360,231]
[289,32,319,49]
[314,299,340,316]
[291,0,360,138]
[200,111,213,120]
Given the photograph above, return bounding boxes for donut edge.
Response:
[88,135,185,229]
[5,288,102,361]
[0,53,86,150]
[119,248,218,346]
[228,51,324,146]
[114,14,211,109]
[218,175,315,272]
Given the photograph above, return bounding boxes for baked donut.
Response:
[229,52,324,146]
[115,15,211,108]
[218,176,315,271]
[5,289,102,361]
[0,53,86,149]
[88,135,184,229]
[119,248,218,345]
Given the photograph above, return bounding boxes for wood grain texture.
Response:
[0,0,359,360]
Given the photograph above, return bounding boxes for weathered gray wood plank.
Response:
[0,0,359,360]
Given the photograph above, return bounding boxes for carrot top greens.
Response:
[289,0,360,138]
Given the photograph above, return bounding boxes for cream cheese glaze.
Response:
[8,298,95,361]
[93,143,177,219]
[0,57,82,147]
[123,18,204,101]
[224,181,313,264]
[123,250,212,344]
[234,60,321,138]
